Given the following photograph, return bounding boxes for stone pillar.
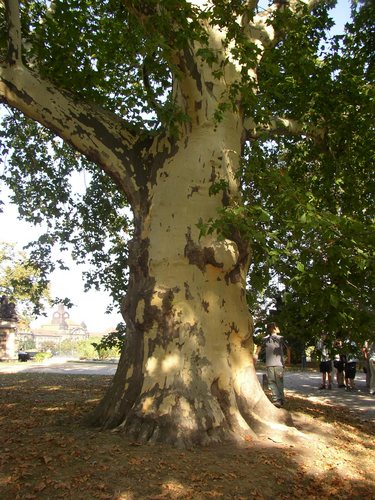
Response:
[0,296,19,361]
[0,320,18,361]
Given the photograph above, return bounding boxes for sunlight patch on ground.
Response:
[114,492,136,500]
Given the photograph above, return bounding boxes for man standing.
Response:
[257,323,288,408]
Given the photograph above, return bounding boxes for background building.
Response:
[18,304,89,350]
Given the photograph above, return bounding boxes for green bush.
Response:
[57,338,95,358]
[57,337,120,360]
[34,351,52,362]
[18,338,36,351]
[40,341,58,353]
[91,323,125,360]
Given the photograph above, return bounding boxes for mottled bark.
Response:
[87,116,290,446]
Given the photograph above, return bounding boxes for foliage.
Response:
[200,1,374,344]
[0,0,373,347]
[0,242,51,321]
[33,351,52,362]
[91,322,126,358]
[57,337,118,359]
[246,0,374,343]
[39,340,58,353]
[18,337,36,351]
[0,112,132,312]
[57,338,93,358]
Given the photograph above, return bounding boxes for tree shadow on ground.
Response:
[0,373,374,499]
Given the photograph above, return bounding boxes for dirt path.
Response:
[0,372,374,499]
[2,359,374,421]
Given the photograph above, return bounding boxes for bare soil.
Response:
[0,373,374,499]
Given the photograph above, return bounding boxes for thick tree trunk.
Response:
[88,116,289,446]
[1,0,292,446]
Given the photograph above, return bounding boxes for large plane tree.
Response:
[0,0,373,446]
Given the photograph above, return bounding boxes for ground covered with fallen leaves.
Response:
[0,373,374,499]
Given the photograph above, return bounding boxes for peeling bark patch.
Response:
[136,133,179,189]
[205,81,214,95]
[210,379,235,432]
[230,322,239,333]
[147,287,182,355]
[184,228,224,272]
[210,166,217,184]
[186,325,206,347]
[184,282,193,300]
[76,112,131,165]
[223,229,250,284]
[5,80,33,105]
[225,268,241,284]
[187,186,199,198]
[201,300,209,312]
[129,237,150,279]
[183,46,203,94]
[221,188,230,207]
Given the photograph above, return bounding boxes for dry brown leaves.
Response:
[0,373,374,499]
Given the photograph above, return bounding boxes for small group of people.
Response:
[317,336,375,394]
[255,324,375,409]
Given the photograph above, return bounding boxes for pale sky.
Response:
[0,190,123,332]
[0,0,351,332]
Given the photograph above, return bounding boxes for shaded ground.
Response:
[0,373,374,499]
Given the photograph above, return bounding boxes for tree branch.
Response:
[0,0,147,212]
[0,63,148,206]
[1,0,179,215]
[242,0,327,49]
[244,116,325,141]
[257,0,324,19]
[4,0,22,64]
[142,53,165,122]
[244,0,258,11]
[243,7,279,50]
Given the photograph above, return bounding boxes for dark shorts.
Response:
[320,360,332,373]
[334,360,345,372]
[345,362,356,379]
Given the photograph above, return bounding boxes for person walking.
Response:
[257,323,288,408]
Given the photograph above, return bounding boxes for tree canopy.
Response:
[0,241,50,327]
[1,0,374,345]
